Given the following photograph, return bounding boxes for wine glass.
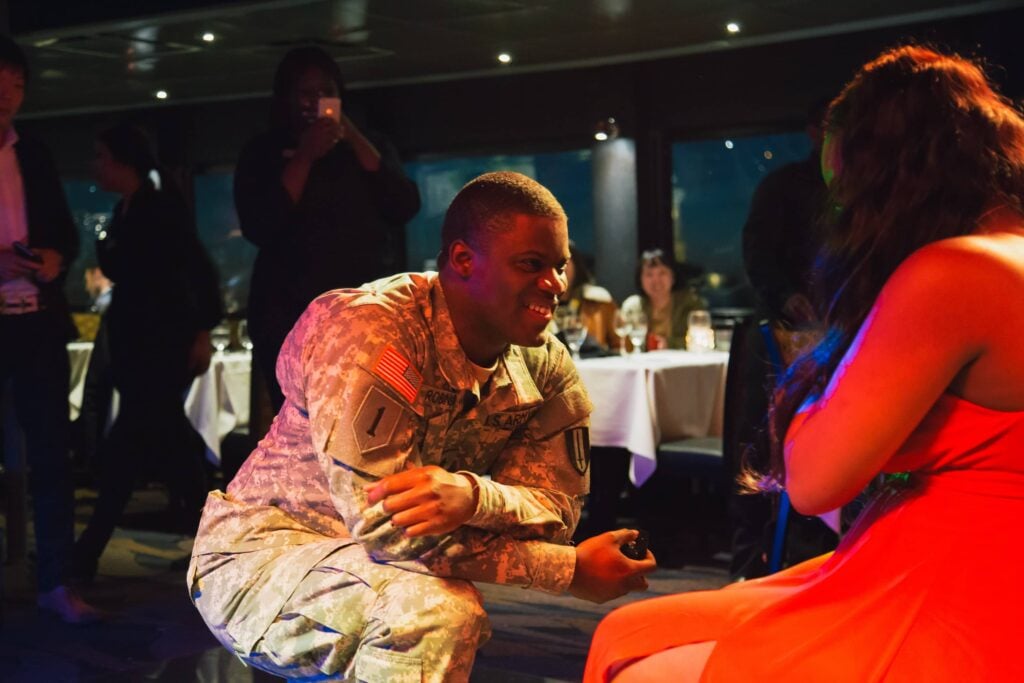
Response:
[627,311,647,355]
[556,308,588,361]
[613,310,631,356]
[210,323,232,352]
[238,319,254,351]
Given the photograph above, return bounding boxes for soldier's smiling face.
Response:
[458,213,569,361]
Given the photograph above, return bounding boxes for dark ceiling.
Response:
[10,0,1024,117]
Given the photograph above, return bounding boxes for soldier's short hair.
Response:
[438,171,566,267]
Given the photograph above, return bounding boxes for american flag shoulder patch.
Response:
[373,345,423,403]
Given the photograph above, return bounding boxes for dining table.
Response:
[575,349,729,486]
[67,342,252,465]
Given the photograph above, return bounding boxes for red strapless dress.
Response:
[585,394,1024,681]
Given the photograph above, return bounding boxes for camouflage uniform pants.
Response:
[197,544,490,682]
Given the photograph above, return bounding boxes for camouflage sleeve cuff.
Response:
[462,472,503,528]
[459,471,578,540]
[523,540,577,594]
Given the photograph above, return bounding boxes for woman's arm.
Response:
[784,240,995,514]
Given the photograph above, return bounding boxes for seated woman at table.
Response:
[584,45,1024,682]
[558,242,621,353]
[620,248,705,350]
[73,123,223,582]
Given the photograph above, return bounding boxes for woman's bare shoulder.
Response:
[898,230,1024,288]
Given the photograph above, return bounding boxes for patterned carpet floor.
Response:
[0,487,730,682]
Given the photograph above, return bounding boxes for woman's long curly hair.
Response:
[761,45,1024,487]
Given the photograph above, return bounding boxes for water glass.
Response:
[238,319,254,351]
[556,308,588,361]
[685,310,715,352]
[210,323,232,352]
[627,311,648,354]
[613,310,631,355]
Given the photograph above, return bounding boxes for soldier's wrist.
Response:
[458,472,480,512]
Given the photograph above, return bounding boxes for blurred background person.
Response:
[557,241,620,354]
[72,264,115,482]
[621,248,705,350]
[742,98,830,331]
[235,46,420,415]
[0,34,97,623]
[83,264,113,314]
[728,98,836,580]
[72,122,222,582]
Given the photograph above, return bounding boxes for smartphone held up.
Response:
[318,96,341,123]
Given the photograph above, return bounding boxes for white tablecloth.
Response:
[185,350,252,464]
[67,340,94,421]
[67,343,252,465]
[576,350,729,485]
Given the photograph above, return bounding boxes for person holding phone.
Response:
[235,46,421,419]
[0,34,99,623]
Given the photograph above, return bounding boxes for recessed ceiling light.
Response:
[726,22,741,34]
[594,131,608,141]
[155,90,168,100]
[202,32,216,43]
[497,53,512,64]
[724,140,734,149]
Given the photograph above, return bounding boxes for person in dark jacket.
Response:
[731,99,835,580]
[72,123,223,581]
[0,34,99,623]
[235,46,421,412]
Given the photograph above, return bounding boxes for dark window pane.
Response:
[404,150,594,271]
[671,132,810,307]
[194,171,255,316]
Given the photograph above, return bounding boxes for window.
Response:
[194,171,256,316]
[403,149,595,271]
[64,150,595,315]
[671,132,811,308]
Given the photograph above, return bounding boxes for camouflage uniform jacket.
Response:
[190,272,592,653]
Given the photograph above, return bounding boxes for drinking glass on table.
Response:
[613,310,631,356]
[627,311,648,355]
[210,323,232,352]
[556,308,588,361]
[238,319,254,351]
[685,309,715,352]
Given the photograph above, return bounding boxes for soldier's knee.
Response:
[371,573,490,655]
[437,580,488,641]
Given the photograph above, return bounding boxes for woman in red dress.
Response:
[585,45,1024,682]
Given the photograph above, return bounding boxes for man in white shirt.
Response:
[0,34,97,623]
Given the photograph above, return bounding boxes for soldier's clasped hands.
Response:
[366,465,479,537]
